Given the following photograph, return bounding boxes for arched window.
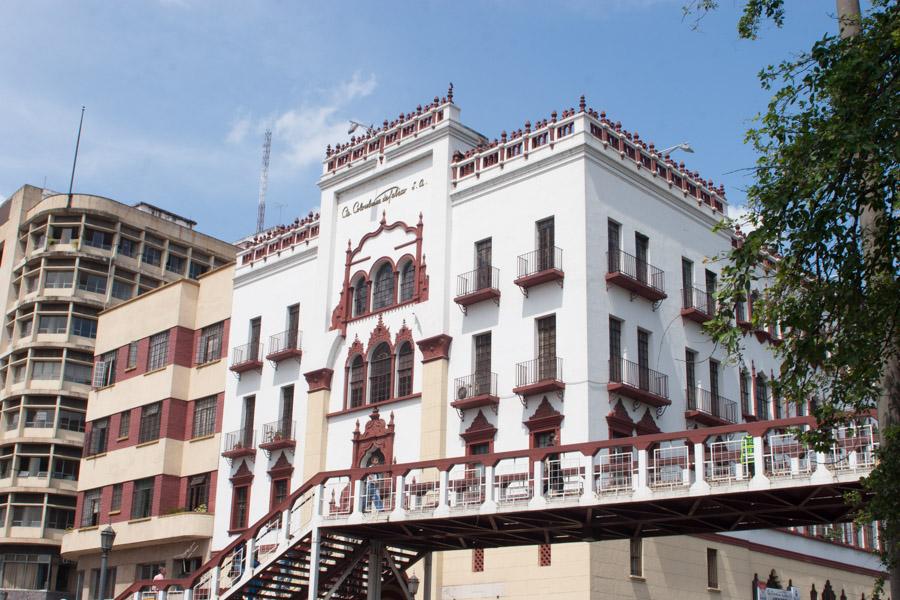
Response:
[369,343,392,403]
[371,263,395,310]
[755,374,769,420]
[349,355,365,408]
[398,260,415,303]
[352,276,368,317]
[396,343,413,397]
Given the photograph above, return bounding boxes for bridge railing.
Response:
[116,416,880,600]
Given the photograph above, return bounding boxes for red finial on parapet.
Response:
[579,95,586,112]
[418,212,423,226]
[447,82,454,102]
[380,210,387,225]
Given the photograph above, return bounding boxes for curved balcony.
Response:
[607,357,670,407]
[681,287,715,324]
[685,388,737,426]
[513,357,564,397]
[451,372,499,411]
[605,250,666,302]
[455,267,500,311]
[514,247,563,294]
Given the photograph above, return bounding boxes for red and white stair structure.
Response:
[117,418,876,600]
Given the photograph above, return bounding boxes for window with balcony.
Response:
[709,360,720,405]
[58,410,85,432]
[188,474,209,511]
[536,217,555,270]
[83,229,112,250]
[13,505,44,527]
[63,361,92,385]
[139,402,161,443]
[473,332,492,395]
[77,272,107,295]
[147,331,169,371]
[197,322,223,364]
[131,478,154,519]
[31,361,61,381]
[635,233,649,285]
[192,396,217,438]
[142,245,162,267]
[111,279,133,300]
[45,507,74,530]
[118,236,139,258]
[371,263,395,310]
[685,349,697,406]
[277,385,294,437]
[396,343,413,397]
[81,489,101,527]
[369,343,392,403]
[165,252,186,275]
[51,458,78,481]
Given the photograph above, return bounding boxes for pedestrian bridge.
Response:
[117,417,877,600]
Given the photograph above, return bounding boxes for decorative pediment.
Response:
[351,406,396,467]
[367,315,392,352]
[635,407,660,435]
[606,399,635,436]
[230,460,254,484]
[524,396,564,432]
[346,335,365,365]
[395,321,414,347]
[461,410,497,443]
[268,452,294,478]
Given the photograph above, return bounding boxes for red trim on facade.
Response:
[351,407,396,468]
[328,393,421,419]
[304,368,334,392]
[416,334,452,364]
[635,408,660,435]
[606,399,635,437]
[461,410,497,448]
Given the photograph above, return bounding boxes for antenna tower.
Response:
[256,129,272,234]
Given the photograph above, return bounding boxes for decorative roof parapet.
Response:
[450,95,728,215]
[323,85,456,174]
[237,210,321,267]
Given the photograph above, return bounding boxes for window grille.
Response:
[131,478,154,519]
[396,343,413,397]
[192,396,217,438]
[349,356,365,408]
[138,402,161,443]
[147,331,169,371]
[197,322,223,364]
[371,264,395,310]
[369,344,392,403]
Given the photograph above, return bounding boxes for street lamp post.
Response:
[98,525,116,600]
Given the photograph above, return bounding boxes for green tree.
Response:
[688,1,899,596]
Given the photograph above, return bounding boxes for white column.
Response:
[209,566,220,600]
[580,454,595,505]
[306,526,321,600]
[348,479,364,523]
[634,448,651,499]
[434,469,450,517]
[750,435,769,488]
[391,474,406,519]
[690,442,710,493]
[480,465,497,513]
[529,460,547,509]
[244,536,256,578]
[157,590,166,600]
[182,588,192,600]
[811,450,833,483]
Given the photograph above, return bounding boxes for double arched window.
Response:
[345,340,416,409]
[398,260,415,303]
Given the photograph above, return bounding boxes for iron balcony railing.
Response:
[515,356,563,388]
[269,330,302,355]
[454,372,498,400]
[606,250,665,293]
[456,266,499,297]
[609,357,669,399]
[223,428,255,453]
[686,388,737,423]
[517,247,563,278]
[231,342,263,367]
[682,286,715,315]
[261,420,296,445]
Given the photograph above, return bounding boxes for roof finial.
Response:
[447,82,454,102]
[579,95,586,112]
[380,210,387,225]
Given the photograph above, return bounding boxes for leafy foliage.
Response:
[692,0,900,581]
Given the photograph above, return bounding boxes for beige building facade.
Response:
[0,185,234,600]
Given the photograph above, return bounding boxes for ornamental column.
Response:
[415,334,452,460]
[302,368,334,481]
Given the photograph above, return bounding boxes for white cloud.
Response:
[727,204,758,233]
[235,72,378,170]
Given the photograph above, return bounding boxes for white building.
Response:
[209,90,882,599]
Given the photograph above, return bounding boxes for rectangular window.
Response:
[197,322,223,364]
[88,419,109,455]
[90,567,117,600]
[249,317,261,357]
[635,232,649,284]
[755,375,769,419]
[637,329,650,390]
[740,370,751,415]
[474,238,493,291]
[706,548,718,589]
[271,478,289,510]
[473,332,492,395]
[135,563,164,582]
[118,237,138,258]
[142,245,162,267]
[187,474,209,511]
[127,341,139,369]
[709,360,720,402]
[131,478,154,519]
[231,485,249,530]
[685,349,697,407]
[147,331,169,371]
[241,396,255,447]
[51,458,79,480]
[607,220,621,272]
[111,279,133,300]
[92,351,116,388]
[31,361,61,381]
[110,483,123,511]
[192,396,217,438]
[682,258,694,308]
[138,402,161,443]
[71,316,98,339]
[38,315,68,334]
[118,410,130,439]
[44,270,74,289]
[467,442,490,456]
[82,489,101,527]
[536,314,557,377]
[45,506,74,530]
[287,304,300,348]
[536,217,555,270]
[609,317,622,381]
[165,252,185,275]
[705,269,718,314]
[77,272,107,294]
[64,362,93,385]
[629,537,643,577]
[279,386,294,432]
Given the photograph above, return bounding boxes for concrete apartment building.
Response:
[60,263,233,600]
[0,185,234,600]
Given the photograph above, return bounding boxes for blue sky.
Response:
[0,1,843,242]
